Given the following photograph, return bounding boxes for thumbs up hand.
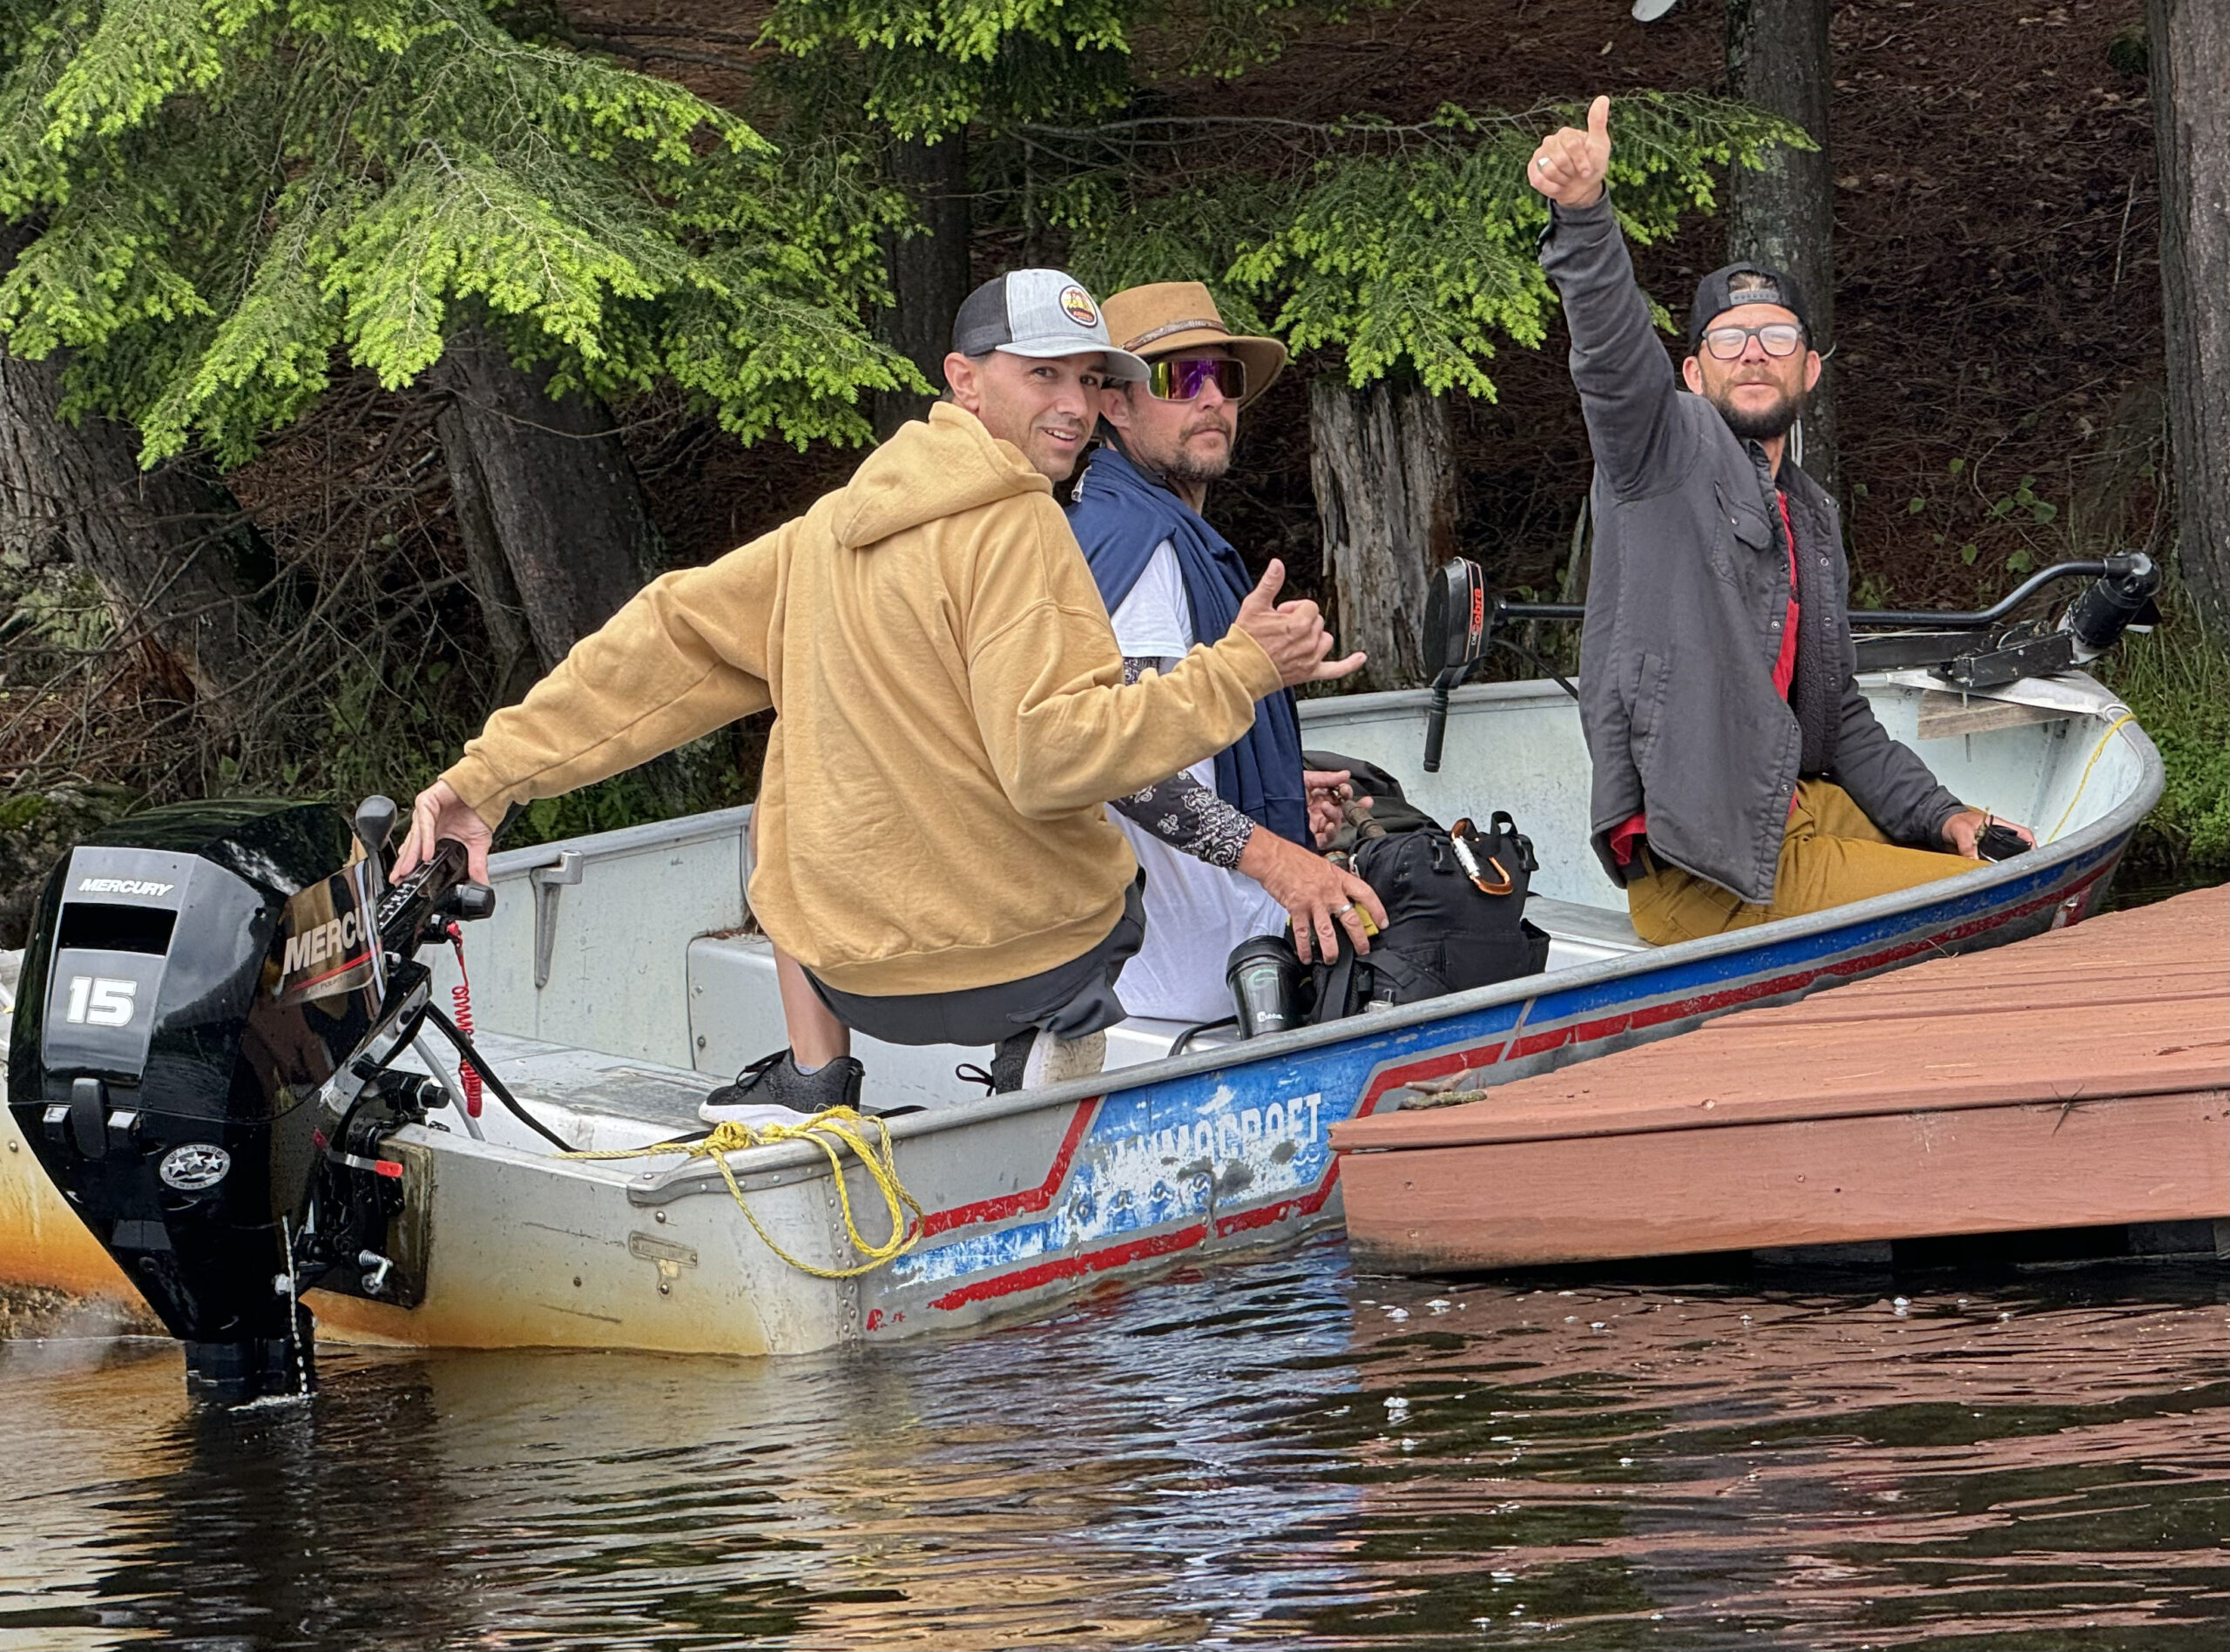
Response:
[1527,94,1611,207]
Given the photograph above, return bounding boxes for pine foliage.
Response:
[0,0,918,465]
[1053,95,1810,395]
[760,0,1342,140]
[761,3,1808,398]
[0,1,1817,459]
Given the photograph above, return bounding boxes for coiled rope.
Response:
[562,1108,922,1279]
[2044,711,2136,844]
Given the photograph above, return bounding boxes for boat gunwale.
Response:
[605,671,2161,1192]
[484,804,755,880]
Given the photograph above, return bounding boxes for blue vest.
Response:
[1066,445,1309,846]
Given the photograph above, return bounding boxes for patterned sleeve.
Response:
[1107,657,1258,870]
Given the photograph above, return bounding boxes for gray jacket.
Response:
[1540,197,1961,903]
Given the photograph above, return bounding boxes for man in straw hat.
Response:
[397,269,1364,1109]
[1066,282,1388,1024]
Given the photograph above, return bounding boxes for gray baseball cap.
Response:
[949,270,1149,381]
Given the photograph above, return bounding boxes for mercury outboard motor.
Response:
[5,798,490,1401]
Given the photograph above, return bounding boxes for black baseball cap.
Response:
[1688,262,1813,354]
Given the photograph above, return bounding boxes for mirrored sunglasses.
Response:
[1701,322,1806,361]
[1145,355,1247,401]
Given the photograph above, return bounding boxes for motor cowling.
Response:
[5,800,384,1400]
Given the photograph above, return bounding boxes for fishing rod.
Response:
[1420,552,2161,772]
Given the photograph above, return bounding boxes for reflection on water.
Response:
[1,1241,2222,1650]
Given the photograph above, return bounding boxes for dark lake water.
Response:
[2,1240,2223,1651]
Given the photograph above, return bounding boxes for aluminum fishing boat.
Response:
[1,669,2162,1364]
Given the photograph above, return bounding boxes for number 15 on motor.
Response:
[63,974,138,1027]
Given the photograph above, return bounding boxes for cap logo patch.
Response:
[1058,285,1098,327]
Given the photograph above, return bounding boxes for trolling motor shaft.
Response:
[1418,552,2161,770]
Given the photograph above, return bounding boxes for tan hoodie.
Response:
[442,403,1282,995]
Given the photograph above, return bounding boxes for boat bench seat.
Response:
[686,934,1235,1112]
[1528,896,1649,965]
[686,900,1639,1110]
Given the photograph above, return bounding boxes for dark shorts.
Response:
[806,880,1146,1048]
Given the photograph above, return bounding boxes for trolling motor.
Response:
[5,796,495,1401]
[1418,552,2162,771]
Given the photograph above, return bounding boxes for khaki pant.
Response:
[1625,779,1971,946]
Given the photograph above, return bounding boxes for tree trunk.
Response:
[440,407,542,710]
[0,219,275,738]
[2148,0,2230,640]
[873,133,974,440]
[1726,0,1840,502]
[1308,374,1456,691]
[434,327,664,679]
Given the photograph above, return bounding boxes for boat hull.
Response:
[307,824,2132,1354]
[1,674,2165,1353]
[856,826,2127,1338]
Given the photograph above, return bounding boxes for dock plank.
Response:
[1333,884,2230,1272]
[1342,1090,2227,1271]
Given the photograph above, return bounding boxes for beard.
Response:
[1141,416,1234,485]
[1707,380,1807,442]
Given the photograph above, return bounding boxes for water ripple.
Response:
[2,1241,2221,1649]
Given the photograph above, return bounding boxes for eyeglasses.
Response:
[1700,322,1807,361]
[1145,356,1246,401]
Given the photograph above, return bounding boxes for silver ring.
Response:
[1335,901,1355,914]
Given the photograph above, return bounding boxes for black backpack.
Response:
[1307,809,1551,1022]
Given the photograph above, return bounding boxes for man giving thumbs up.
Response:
[1530,99,2028,946]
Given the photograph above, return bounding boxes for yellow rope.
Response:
[563,1107,923,1279]
[2044,711,2136,845]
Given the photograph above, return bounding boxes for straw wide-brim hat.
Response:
[1098,281,1288,408]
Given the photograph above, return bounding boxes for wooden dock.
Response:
[1332,884,2230,1274]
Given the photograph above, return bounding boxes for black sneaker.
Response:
[987,1029,1035,1094]
[701,1050,865,1122]
[951,1035,1034,1096]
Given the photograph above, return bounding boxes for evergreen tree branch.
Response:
[0,0,916,468]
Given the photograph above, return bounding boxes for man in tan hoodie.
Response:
[395,269,1359,1111]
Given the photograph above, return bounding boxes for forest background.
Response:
[1,0,2222,947]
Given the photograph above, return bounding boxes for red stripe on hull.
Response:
[1213,1156,1343,1239]
[1350,1042,1507,1120]
[1502,877,2091,1062]
[916,1097,1100,1238]
[926,1223,1206,1311]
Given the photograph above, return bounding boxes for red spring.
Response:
[447,921,483,1117]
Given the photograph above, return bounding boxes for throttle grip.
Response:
[375,837,469,950]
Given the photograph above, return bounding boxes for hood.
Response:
[833,403,1053,550]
